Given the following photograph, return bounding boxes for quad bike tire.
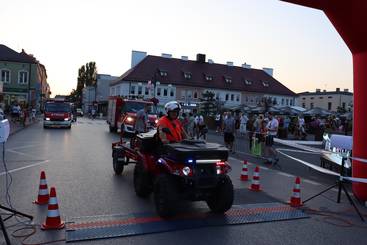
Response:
[112,153,126,175]
[206,175,234,213]
[154,174,178,218]
[133,161,152,198]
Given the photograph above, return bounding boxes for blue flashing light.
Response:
[187,159,195,164]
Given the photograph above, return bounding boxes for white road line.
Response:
[0,160,49,176]
[6,149,39,159]
[6,144,43,151]
[277,172,294,178]
[302,179,322,186]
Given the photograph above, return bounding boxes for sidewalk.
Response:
[8,117,38,136]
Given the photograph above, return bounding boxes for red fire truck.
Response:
[107,97,158,133]
[43,99,72,129]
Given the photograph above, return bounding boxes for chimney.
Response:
[196,53,206,63]
[263,67,274,77]
[226,61,234,66]
[336,88,340,92]
[344,88,349,92]
[161,53,172,58]
[181,56,188,61]
[242,63,251,69]
[131,50,147,68]
[316,89,321,92]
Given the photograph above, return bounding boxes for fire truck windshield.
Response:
[45,103,71,113]
[122,101,155,114]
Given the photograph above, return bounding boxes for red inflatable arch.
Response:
[282,0,367,201]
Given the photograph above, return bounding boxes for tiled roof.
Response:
[112,55,296,96]
[298,91,353,96]
[0,44,37,64]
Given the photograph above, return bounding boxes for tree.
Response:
[73,62,98,106]
[85,62,97,87]
[200,91,217,116]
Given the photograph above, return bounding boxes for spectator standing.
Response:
[239,112,249,136]
[215,113,222,133]
[223,112,236,153]
[187,112,195,138]
[265,112,279,164]
[134,104,149,134]
[247,115,255,151]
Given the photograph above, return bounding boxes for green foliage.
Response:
[200,91,217,116]
[70,62,98,105]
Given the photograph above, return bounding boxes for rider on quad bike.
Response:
[157,101,188,144]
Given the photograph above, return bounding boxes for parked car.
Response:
[76,108,83,117]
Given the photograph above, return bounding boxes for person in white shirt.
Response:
[239,112,249,136]
[265,112,279,165]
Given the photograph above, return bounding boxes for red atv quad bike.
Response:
[112,130,234,218]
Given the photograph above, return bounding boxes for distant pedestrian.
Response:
[187,112,195,138]
[239,112,249,136]
[265,112,279,164]
[215,113,222,133]
[223,112,236,153]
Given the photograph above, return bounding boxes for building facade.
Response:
[110,51,297,112]
[297,88,353,112]
[0,44,50,112]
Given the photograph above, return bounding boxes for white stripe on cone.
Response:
[39,189,48,195]
[40,179,47,185]
[49,197,58,205]
[293,192,300,198]
[47,209,60,218]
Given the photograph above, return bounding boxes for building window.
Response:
[281,98,284,105]
[1,69,11,83]
[138,86,142,95]
[302,97,306,100]
[245,96,248,102]
[262,81,269,87]
[244,79,252,85]
[286,99,289,105]
[328,96,333,99]
[236,94,240,102]
[310,103,314,109]
[145,87,149,95]
[116,85,121,95]
[231,94,234,101]
[187,90,192,99]
[181,90,185,99]
[224,76,232,84]
[183,72,192,79]
[319,97,323,99]
[302,103,305,108]
[193,92,198,99]
[328,102,332,110]
[290,99,293,106]
[159,70,168,77]
[205,74,213,81]
[310,97,314,100]
[225,94,229,101]
[170,89,174,97]
[130,85,135,94]
[18,70,28,84]
[157,87,161,96]
[163,88,168,96]
[342,102,346,109]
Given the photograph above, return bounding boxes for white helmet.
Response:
[164,101,181,113]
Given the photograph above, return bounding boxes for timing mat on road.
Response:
[65,202,308,242]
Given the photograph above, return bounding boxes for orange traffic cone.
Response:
[41,187,65,230]
[249,166,261,191]
[33,171,49,205]
[240,160,249,181]
[289,177,303,207]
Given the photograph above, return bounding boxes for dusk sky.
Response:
[1,0,353,96]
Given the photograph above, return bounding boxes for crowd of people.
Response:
[3,103,37,126]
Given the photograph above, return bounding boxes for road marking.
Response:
[6,144,43,151]
[277,172,294,178]
[0,160,49,176]
[6,149,40,159]
[276,148,320,155]
[302,179,321,186]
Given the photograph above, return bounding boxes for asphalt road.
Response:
[1,117,366,245]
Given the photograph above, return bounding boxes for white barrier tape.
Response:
[276,148,321,155]
[350,156,367,164]
[341,176,367,184]
[47,209,60,218]
[39,189,48,195]
[277,150,339,176]
[49,197,58,205]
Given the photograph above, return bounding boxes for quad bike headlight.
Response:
[182,166,191,176]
